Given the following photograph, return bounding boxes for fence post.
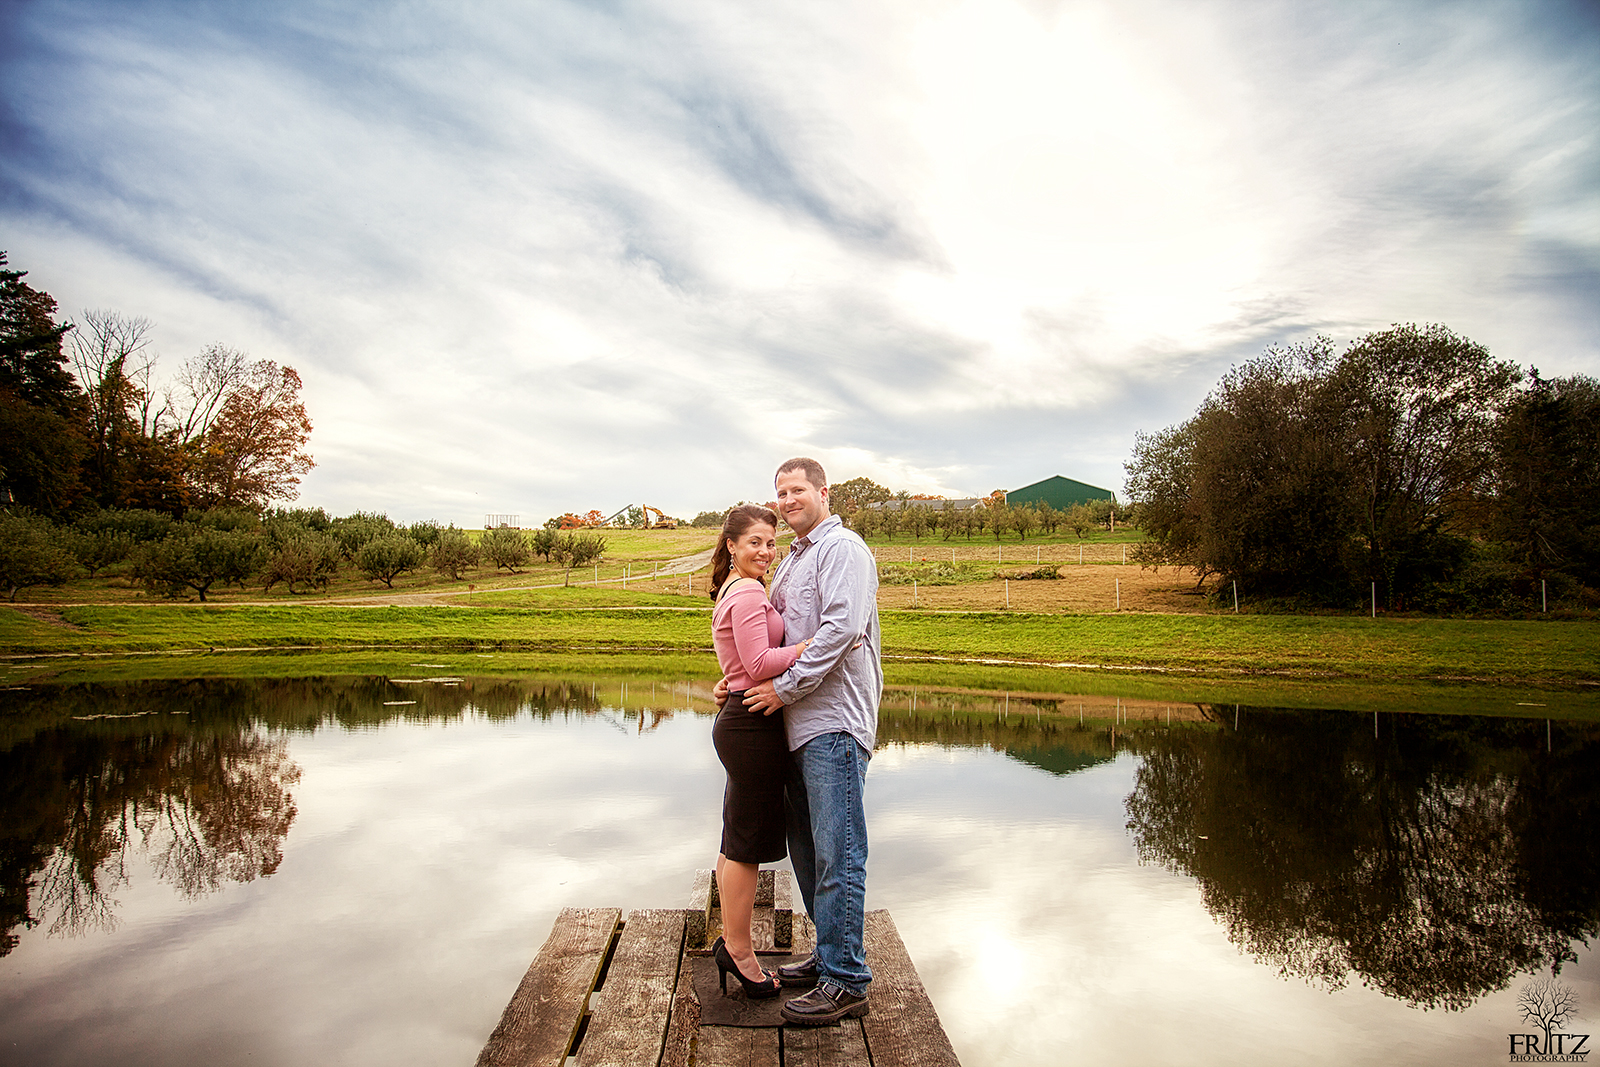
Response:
[1005,579,1010,608]
[1371,582,1376,618]
[1542,579,1547,612]
[1116,578,1120,610]
[913,579,917,607]
[1233,580,1238,614]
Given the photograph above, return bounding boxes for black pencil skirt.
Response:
[711,690,789,864]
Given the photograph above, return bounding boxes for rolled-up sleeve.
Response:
[772,539,873,706]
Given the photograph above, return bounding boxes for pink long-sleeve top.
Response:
[713,578,800,690]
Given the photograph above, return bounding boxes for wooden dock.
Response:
[477,870,961,1067]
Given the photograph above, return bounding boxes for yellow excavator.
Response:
[642,506,676,529]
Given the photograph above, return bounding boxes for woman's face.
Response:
[728,522,777,580]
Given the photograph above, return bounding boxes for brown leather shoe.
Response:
[778,952,819,988]
[780,981,869,1025]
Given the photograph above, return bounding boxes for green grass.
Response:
[7,646,1595,721]
[3,603,1595,690]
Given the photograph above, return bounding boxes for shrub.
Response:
[262,532,341,594]
[431,527,480,580]
[330,512,396,559]
[356,533,425,588]
[131,524,265,601]
[408,520,444,548]
[481,527,531,572]
[0,511,79,600]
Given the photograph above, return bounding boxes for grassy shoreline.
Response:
[2,602,1595,688]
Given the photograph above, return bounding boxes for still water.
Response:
[0,670,1595,1066]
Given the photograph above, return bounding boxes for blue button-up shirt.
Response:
[768,514,882,753]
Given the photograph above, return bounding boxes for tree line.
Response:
[1124,324,1599,612]
[692,481,1132,542]
[0,507,610,601]
[1,252,313,517]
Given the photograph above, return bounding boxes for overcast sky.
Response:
[3,0,1596,525]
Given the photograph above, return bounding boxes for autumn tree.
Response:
[189,362,314,509]
[829,477,892,515]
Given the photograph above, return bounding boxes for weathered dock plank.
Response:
[659,948,700,1067]
[783,1018,870,1067]
[576,908,684,1067]
[476,906,619,1067]
[482,890,957,1067]
[860,910,961,1067]
[696,1024,781,1067]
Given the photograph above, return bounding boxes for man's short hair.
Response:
[775,457,828,489]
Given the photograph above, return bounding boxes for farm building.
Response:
[1005,475,1116,509]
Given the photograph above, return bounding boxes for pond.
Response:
[0,666,1595,1066]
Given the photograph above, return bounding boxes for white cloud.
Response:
[2,0,1594,520]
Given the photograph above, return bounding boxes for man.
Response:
[736,457,882,1025]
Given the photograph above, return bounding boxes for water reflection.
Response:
[0,675,671,956]
[2,672,1596,1048]
[1124,707,1600,1011]
[0,721,300,954]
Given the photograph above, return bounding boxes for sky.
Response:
[2,0,1597,526]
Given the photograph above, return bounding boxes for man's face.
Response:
[775,469,829,538]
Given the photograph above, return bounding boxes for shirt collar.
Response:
[789,513,841,553]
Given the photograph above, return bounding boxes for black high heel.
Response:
[712,936,781,999]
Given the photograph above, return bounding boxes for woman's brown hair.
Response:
[709,504,779,600]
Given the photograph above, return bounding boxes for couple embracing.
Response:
[707,457,882,1026]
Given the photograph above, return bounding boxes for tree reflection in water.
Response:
[3,728,300,953]
[1123,708,1600,1011]
[0,674,624,956]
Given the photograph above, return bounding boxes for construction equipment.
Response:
[643,506,676,529]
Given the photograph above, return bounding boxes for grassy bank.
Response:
[2,603,1595,688]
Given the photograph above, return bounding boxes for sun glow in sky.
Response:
[2,0,1595,522]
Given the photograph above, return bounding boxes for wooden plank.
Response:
[476,907,620,1067]
[783,1018,869,1067]
[659,943,700,1067]
[575,909,684,1067]
[860,910,961,1067]
[695,1026,781,1067]
[687,870,713,949]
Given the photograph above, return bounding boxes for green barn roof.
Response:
[1006,475,1116,509]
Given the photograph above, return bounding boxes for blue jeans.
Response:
[786,732,872,996]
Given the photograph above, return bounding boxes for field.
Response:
[5,524,1595,700]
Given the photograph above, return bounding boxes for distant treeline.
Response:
[0,507,609,601]
[691,486,1134,542]
[1126,324,1599,613]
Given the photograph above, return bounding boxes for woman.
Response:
[708,504,808,998]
